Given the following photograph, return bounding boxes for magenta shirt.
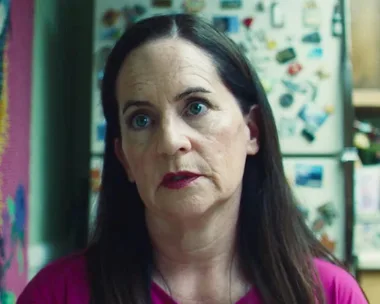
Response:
[17,252,367,303]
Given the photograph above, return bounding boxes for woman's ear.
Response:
[245,105,260,156]
[114,138,135,182]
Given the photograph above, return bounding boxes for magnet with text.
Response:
[278,117,297,137]
[308,47,323,59]
[288,62,303,76]
[270,1,285,28]
[302,32,321,43]
[220,0,242,9]
[183,0,206,14]
[279,93,294,108]
[303,0,321,28]
[152,0,173,7]
[317,202,337,226]
[295,163,324,188]
[276,47,296,64]
[213,16,239,33]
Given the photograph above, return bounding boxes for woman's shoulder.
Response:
[17,251,90,304]
[314,258,368,303]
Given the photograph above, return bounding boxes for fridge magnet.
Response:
[152,0,173,7]
[312,217,325,233]
[97,123,106,142]
[242,17,254,30]
[323,104,335,115]
[266,39,277,50]
[183,0,206,14]
[279,93,294,108]
[102,9,121,27]
[276,47,296,64]
[220,0,242,9]
[278,117,297,137]
[294,163,324,188]
[261,79,273,93]
[298,103,328,141]
[282,80,308,94]
[320,233,336,253]
[316,67,330,80]
[305,81,318,101]
[100,27,122,41]
[255,1,265,12]
[308,47,323,59]
[302,0,321,28]
[213,16,240,33]
[302,32,321,43]
[270,2,285,28]
[331,3,343,37]
[317,202,337,226]
[287,62,303,76]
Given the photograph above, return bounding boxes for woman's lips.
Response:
[161,171,201,189]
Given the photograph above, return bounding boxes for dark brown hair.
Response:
[87,13,340,304]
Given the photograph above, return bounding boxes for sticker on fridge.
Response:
[294,163,324,188]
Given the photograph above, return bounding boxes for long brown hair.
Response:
[87,13,340,303]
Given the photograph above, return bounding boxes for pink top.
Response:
[17,252,367,303]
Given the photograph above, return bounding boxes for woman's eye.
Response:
[130,114,152,129]
[186,102,208,116]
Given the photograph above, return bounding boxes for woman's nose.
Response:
[155,117,192,156]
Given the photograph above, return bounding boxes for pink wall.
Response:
[1,0,34,299]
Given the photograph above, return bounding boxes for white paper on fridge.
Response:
[355,165,380,214]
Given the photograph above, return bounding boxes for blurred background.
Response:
[2,0,380,303]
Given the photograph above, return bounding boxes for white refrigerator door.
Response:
[91,0,344,155]
[283,157,345,261]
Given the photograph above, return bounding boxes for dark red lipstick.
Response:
[161,171,201,190]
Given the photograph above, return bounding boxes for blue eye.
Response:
[131,114,151,129]
[187,102,208,116]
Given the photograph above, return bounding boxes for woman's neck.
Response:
[145,197,248,303]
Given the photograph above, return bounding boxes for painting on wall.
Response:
[0,0,33,302]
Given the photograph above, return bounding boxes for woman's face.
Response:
[115,38,259,220]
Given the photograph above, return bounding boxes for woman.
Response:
[18,14,367,304]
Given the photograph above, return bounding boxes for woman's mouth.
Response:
[161,171,201,190]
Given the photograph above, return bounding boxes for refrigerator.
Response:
[89,0,354,266]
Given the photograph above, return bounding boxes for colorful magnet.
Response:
[317,202,337,226]
[102,9,120,27]
[323,104,335,115]
[256,1,265,12]
[220,0,242,9]
[270,2,285,28]
[266,39,277,50]
[152,0,173,7]
[306,81,318,101]
[282,80,308,94]
[303,1,321,28]
[302,32,321,43]
[288,62,303,76]
[213,16,239,33]
[301,128,315,142]
[276,47,296,64]
[320,233,336,253]
[183,0,206,14]
[100,27,122,41]
[261,79,273,93]
[316,67,330,80]
[242,17,254,29]
[308,47,323,59]
[331,3,343,37]
[278,117,297,137]
[312,217,325,233]
[298,103,329,134]
[279,93,294,108]
[295,163,324,188]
